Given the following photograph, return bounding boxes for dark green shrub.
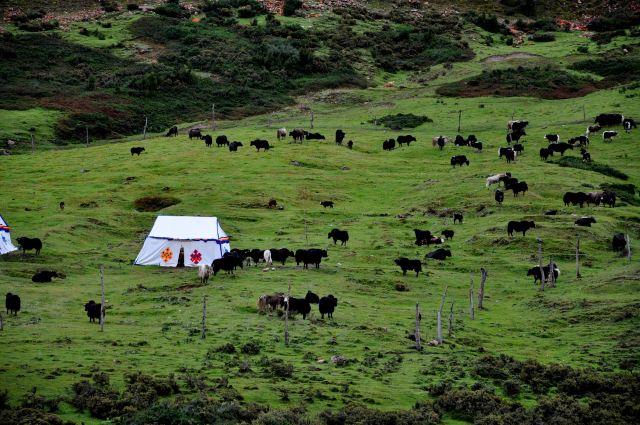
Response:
[241,341,261,355]
[283,0,303,16]
[592,30,626,45]
[577,45,588,54]
[467,12,506,34]
[588,12,640,32]
[213,343,236,354]
[554,157,629,181]
[154,0,187,18]
[572,56,640,79]
[133,196,181,212]
[503,380,521,397]
[528,32,555,42]
[368,113,433,130]
[514,18,558,32]
[127,4,140,11]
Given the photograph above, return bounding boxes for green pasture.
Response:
[1,83,639,424]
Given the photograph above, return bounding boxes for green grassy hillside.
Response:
[1,2,640,424]
[1,81,639,423]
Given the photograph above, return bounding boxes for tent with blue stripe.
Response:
[0,214,18,255]
[134,216,230,267]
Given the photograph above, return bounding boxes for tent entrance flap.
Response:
[0,214,18,255]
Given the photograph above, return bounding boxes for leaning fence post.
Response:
[99,265,105,332]
[538,239,546,291]
[468,276,475,320]
[201,295,207,339]
[549,257,556,288]
[576,236,581,279]
[478,267,487,309]
[0,312,4,331]
[284,282,291,346]
[414,303,421,350]
[625,234,632,261]
[437,286,448,344]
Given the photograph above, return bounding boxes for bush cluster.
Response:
[369,113,433,130]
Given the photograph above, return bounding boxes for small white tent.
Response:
[134,216,230,267]
[0,214,18,255]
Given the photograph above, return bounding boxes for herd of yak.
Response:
[4,113,634,323]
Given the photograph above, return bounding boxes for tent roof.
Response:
[146,216,228,241]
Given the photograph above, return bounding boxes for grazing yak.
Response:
[503,177,519,191]
[395,257,422,277]
[130,147,145,156]
[319,295,338,319]
[548,142,573,156]
[603,131,617,141]
[223,252,245,270]
[32,270,65,283]
[563,192,589,208]
[575,217,596,227]
[470,141,483,151]
[347,140,353,149]
[277,128,287,141]
[433,136,449,150]
[216,135,229,147]
[397,135,416,146]
[60,201,65,210]
[285,297,311,319]
[451,155,470,167]
[601,191,616,208]
[612,233,627,252]
[229,141,243,152]
[486,172,511,188]
[508,120,529,132]
[585,192,604,207]
[580,148,591,163]
[513,143,524,155]
[466,134,478,144]
[165,126,178,137]
[498,147,516,162]
[454,135,467,146]
[203,135,213,147]
[383,139,396,151]
[545,134,560,143]
[426,236,444,246]
[305,291,320,304]
[507,220,535,237]
[527,264,560,284]
[16,237,42,255]
[295,249,328,269]
[426,248,452,261]
[212,256,237,275]
[507,128,526,144]
[84,300,102,323]
[328,229,349,246]
[249,249,265,266]
[623,118,636,132]
[594,113,624,126]
[545,210,558,215]
[290,128,306,142]
[269,248,295,265]
[268,199,277,208]
[454,213,463,224]
[495,188,504,204]
[188,128,202,139]
[568,135,589,146]
[5,293,20,316]
[306,132,325,140]
[539,147,552,161]
[511,181,528,196]
[335,129,346,145]
[320,201,334,208]
[250,139,270,151]
[198,264,213,284]
[257,293,285,313]
[414,229,432,246]
[586,125,601,137]
[442,229,454,240]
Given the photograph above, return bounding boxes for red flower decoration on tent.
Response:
[190,249,202,264]
[160,247,173,263]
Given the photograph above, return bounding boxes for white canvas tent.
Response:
[0,214,18,255]
[134,216,230,267]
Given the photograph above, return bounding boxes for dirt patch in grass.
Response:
[133,196,180,212]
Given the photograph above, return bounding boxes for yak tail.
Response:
[555,267,561,277]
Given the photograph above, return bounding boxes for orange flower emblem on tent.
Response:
[190,249,202,264]
[160,247,173,263]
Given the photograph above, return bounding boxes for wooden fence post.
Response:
[437,286,448,344]
[625,234,631,261]
[86,126,89,147]
[549,257,556,288]
[143,116,148,140]
[212,104,216,130]
[201,295,207,339]
[0,312,4,331]
[538,239,546,291]
[31,133,35,153]
[468,277,474,320]
[576,236,581,279]
[415,303,421,350]
[447,301,454,337]
[478,267,487,309]
[284,282,291,346]
[99,266,105,332]
[310,110,314,129]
